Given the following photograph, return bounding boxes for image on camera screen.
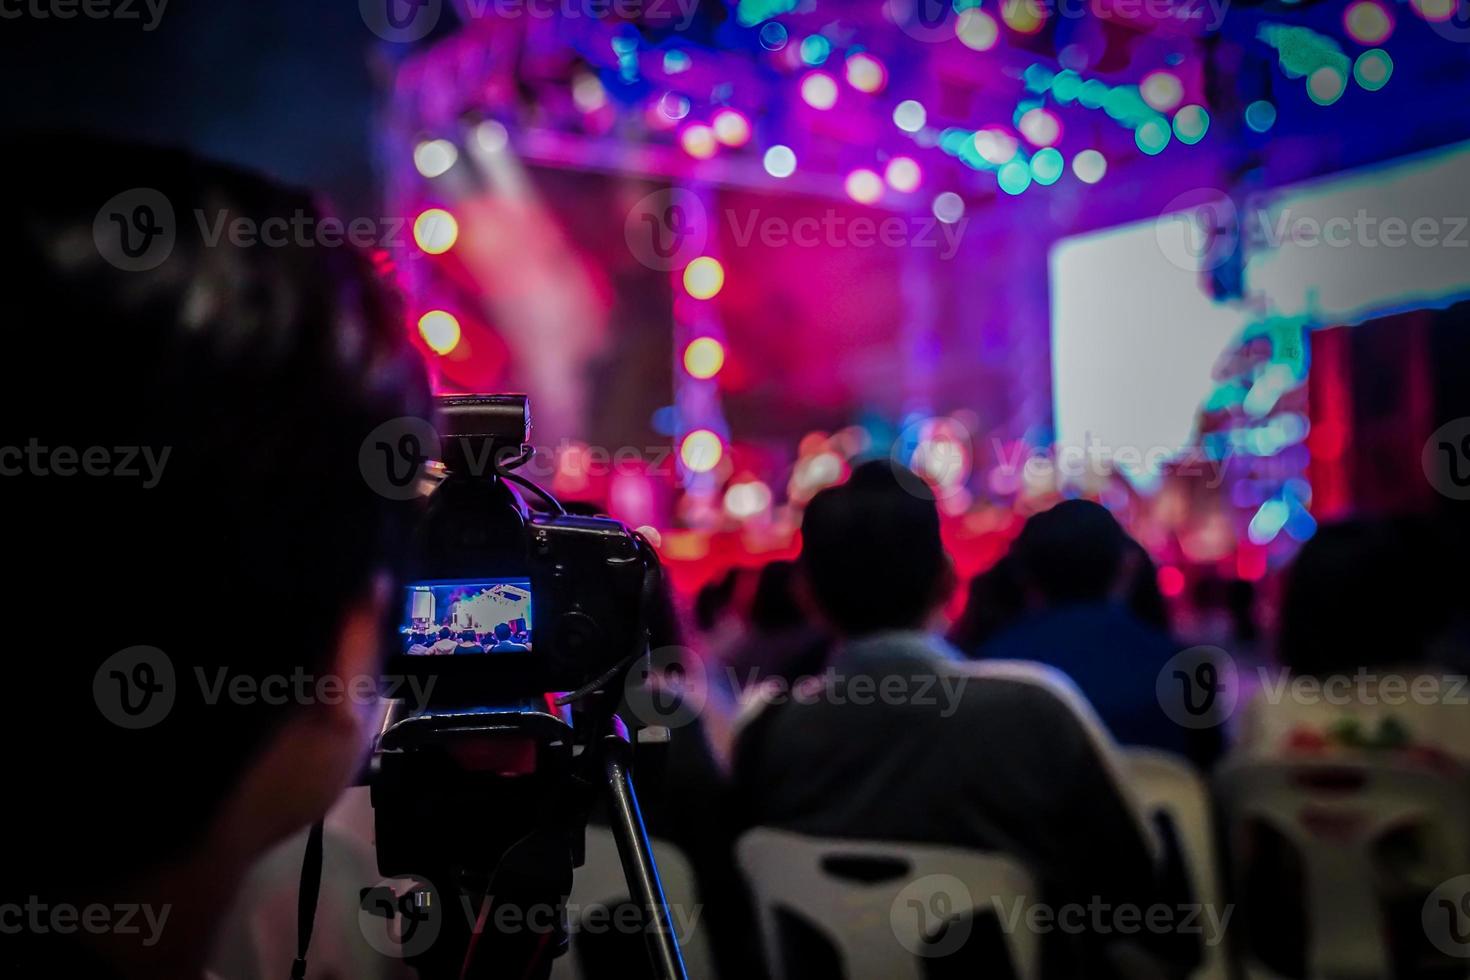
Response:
[400,579,533,655]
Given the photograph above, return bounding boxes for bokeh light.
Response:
[758,21,788,50]
[845,168,884,204]
[1172,104,1210,144]
[1245,100,1278,132]
[845,53,888,94]
[1345,0,1395,42]
[763,144,797,178]
[1001,0,1046,35]
[893,99,927,133]
[1135,117,1172,155]
[997,160,1032,195]
[683,337,726,379]
[932,191,965,224]
[1140,71,1184,112]
[1018,107,1061,147]
[711,109,751,147]
[1071,148,1107,184]
[413,139,457,179]
[1029,147,1064,185]
[1307,65,1347,105]
[800,72,839,110]
[974,127,1020,165]
[418,310,461,355]
[473,120,508,154]
[413,208,459,255]
[724,480,772,519]
[800,35,832,65]
[680,430,723,473]
[1354,49,1393,91]
[955,8,999,50]
[680,124,718,158]
[885,156,922,192]
[682,256,725,299]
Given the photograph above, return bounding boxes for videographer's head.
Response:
[1011,499,1131,606]
[5,137,429,933]
[799,461,953,637]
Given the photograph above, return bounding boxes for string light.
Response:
[418,310,461,355]
[412,208,459,254]
[800,72,839,110]
[893,100,927,133]
[683,256,725,299]
[763,145,797,177]
[680,124,718,158]
[845,53,888,93]
[683,337,726,379]
[845,168,884,204]
[712,109,751,147]
[680,430,723,473]
[413,139,457,179]
[955,8,999,50]
[1071,149,1107,183]
[885,157,922,192]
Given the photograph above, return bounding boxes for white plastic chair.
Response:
[1124,748,1231,980]
[736,828,1040,980]
[1215,755,1470,979]
[550,826,714,980]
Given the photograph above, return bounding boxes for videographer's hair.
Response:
[3,136,430,894]
[799,461,947,635]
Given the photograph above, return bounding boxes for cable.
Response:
[494,445,566,515]
[289,820,326,980]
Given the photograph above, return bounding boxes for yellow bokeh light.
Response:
[682,256,725,300]
[680,429,723,473]
[683,337,726,379]
[417,310,461,355]
[413,208,459,255]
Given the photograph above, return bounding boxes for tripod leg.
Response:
[601,737,690,980]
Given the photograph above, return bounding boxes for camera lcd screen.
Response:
[400,579,533,655]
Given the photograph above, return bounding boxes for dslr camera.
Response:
[364,394,687,980]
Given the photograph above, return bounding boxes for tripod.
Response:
[366,697,689,980]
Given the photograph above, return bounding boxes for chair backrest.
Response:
[1123,748,1231,980]
[735,828,1040,980]
[550,826,713,980]
[1215,755,1470,979]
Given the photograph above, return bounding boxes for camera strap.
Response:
[289,819,326,980]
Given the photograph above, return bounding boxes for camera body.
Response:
[387,394,652,704]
